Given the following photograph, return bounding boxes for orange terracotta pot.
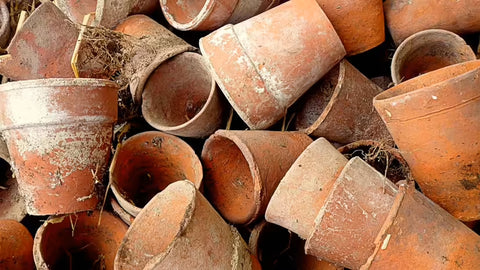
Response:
[33,211,128,270]
[115,180,259,269]
[0,220,34,270]
[0,158,27,221]
[0,0,9,48]
[142,52,228,138]
[314,0,384,55]
[373,60,480,221]
[0,78,118,215]
[294,60,392,144]
[55,0,159,28]
[384,0,480,45]
[160,0,279,31]
[201,130,312,225]
[391,29,476,84]
[110,131,203,217]
[200,0,345,129]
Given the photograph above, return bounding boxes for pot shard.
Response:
[160,0,280,31]
[295,60,392,144]
[142,52,228,138]
[33,211,128,270]
[0,220,34,270]
[110,131,203,217]
[0,0,10,48]
[201,130,312,225]
[115,180,258,270]
[0,78,118,215]
[384,0,480,45]
[315,0,385,55]
[200,0,346,129]
[391,29,476,84]
[374,60,480,221]
[55,0,159,28]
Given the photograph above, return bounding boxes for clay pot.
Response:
[373,60,480,221]
[110,131,203,217]
[200,0,345,129]
[384,0,480,45]
[0,159,27,221]
[33,211,128,270]
[160,0,280,31]
[294,60,392,144]
[391,29,476,84]
[115,180,259,269]
[55,0,159,28]
[142,52,228,138]
[0,220,34,270]
[314,0,384,55]
[110,197,135,226]
[201,130,312,225]
[0,0,10,48]
[0,78,118,215]
[338,140,411,184]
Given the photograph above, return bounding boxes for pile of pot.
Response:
[0,0,479,269]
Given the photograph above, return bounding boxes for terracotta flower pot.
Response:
[338,140,411,184]
[141,52,228,138]
[110,131,203,217]
[200,0,345,129]
[33,211,128,270]
[314,0,384,55]
[0,158,27,221]
[391,29,476,84]
[55,0,159,28]
[201,130,312,225]
[110,197,135,226]
[0,78,118,215]
[384,0,480,45]
[115,180,259,269]
[0,220,34,270]
[160,0,280,31]
[294,60,392,144]
[373,60,480,221]
[0,0,10,48]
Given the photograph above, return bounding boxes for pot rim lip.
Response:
[203,130,263,225]
[160,0,227,31]
[109,131,203,217]
[299,60,346,135]
[142,52,219,133]
[391,28,475,84]
[375,59,480,103]
[0,78,119,93]
[0,0,9,43]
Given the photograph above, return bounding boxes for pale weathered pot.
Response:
[391,29,476,84]
[374,60,480,221]
[160,0,280,31]
[384,0,480,45]
[0,78,118,215]
[0,158,27,221]
[0,220,34,270]
[200,0,345,129]
[55,0,159,28]
[315,0,384,55]
[142,52,228,138]
[201,130,312,225]
[110,131,203,217]
[294,60,392,144]
[33,211,128,270]
[0,0,10,48]
[115,180,260,269]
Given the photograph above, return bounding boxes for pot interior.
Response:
[161,0,208,25]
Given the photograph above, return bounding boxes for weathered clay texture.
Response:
[0,0,10,48]
[0,220,34,270]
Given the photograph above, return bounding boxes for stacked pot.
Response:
[0,0,479,269]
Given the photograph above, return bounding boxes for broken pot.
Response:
[200,0,345,129]
[160,0,280,31]
[201,130,312,225]
[115,180,259,269]
[33,211,128,270]
[294,60,392,144]
[314,0,385,55]
[55,0,159,28]
[110,131,203,217]
[0,0,9,48]
[0,78,118,215]
[374,60,480,221]
[0,219,34,270]
[391,29,476,84]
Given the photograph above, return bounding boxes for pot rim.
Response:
[0,78,118,93]
[160,0,227,31]
[0,0,9,46]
